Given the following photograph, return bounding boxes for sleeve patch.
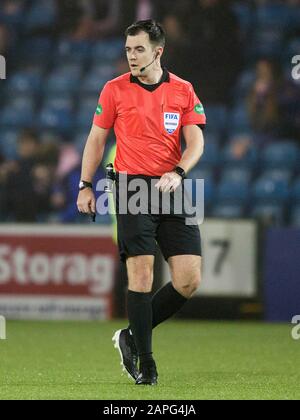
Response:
[194,103,205,115]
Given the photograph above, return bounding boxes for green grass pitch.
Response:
[0,320,299,400]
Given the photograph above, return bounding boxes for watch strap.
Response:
[173,166,186,179]
[79,180,93,190]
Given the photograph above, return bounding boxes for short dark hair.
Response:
[125,19,165,47]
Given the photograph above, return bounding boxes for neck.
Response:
[138,66,163,85]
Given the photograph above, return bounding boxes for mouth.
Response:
[130,64,139,69]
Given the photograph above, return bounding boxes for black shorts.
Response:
[115,174,202,262]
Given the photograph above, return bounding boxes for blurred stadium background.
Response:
[0,0,300,400]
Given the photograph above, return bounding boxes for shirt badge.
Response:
[95,104,103,115]
[194,103,204,114]
[164,112,180,134]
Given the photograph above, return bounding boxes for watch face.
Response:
[79,181,92,190]
[175,167,185,178]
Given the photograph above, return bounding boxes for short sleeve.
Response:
[181,84,206,127]
[93,82,117,129]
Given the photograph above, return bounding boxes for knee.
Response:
[126,256,154,293]
[128,270,153,293]
[131,278,152,293]
[174,275,201,298]
[190,276,201,295]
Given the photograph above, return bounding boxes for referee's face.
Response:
[125,31,157,76]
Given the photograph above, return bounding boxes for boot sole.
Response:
[112,330,136,382]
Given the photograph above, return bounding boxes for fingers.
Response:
[84,200,93,214]
[162,179,181,193]
[90,197,96,214]
[155,173,182,193]
[78,203,92,214]
[167,179,181,192]
[155,174,171,191]
[77,192,96,215]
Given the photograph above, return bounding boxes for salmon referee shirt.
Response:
[93,68,206,176]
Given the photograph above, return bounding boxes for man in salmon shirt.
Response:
[77,19,206,386]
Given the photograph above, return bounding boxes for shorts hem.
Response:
[163,251,202,262]
[119,250,157,262]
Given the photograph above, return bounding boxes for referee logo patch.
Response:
[194,103,204,114]
[95,104,103,115]
[164,112,179,134]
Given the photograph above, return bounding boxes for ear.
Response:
[155,46,164,59]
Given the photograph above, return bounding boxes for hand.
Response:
[77,188,96,215]
[155,171,182,193]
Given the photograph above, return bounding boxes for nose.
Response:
[129,51,137,61]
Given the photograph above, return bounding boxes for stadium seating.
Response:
[222,167,252,184]
[261,142,299,170]
[5,70,43,95]
[212,204,244,219]
[283,37,300,64]
[189,167,214,182]
[91,39,124,63]
[16,37,54,67]
[76,96,98,130]
[231,2,254,39]
[45,66,82,95]
[199,142,219,169]
[0,0,299,226]
[291,178,300,204]
[189,167,214,209]
[38,107,72,136]
[24,0,56,33]
[229,105,251,133]
[259,169,294,184]
[56,39,93,64]
[201,132,220,146]
[0,129,19,160]
[0,101,35,128]
[250,28,283,59]
[0,1,25,26]
[216,179,249,205]
[256,3,292,31]
[43,96,74,114]
[251,203,285,225]
[74,131,90,153]
[204,105,228,138]
[80,72,109,95]
[233,69,256,101]
[222,142,258,169]
[291,206,300,227]
[4,94,36,110]
[252,177,290,205]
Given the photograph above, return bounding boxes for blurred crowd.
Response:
[0,128,104,222]
[0,0,300,224]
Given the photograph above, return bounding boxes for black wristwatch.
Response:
[79,180,93,191]
[173,166,186,180]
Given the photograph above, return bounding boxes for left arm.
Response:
[155,125,204,193]
[178,125,204,173]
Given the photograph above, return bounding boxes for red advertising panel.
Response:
[0,225,117,320]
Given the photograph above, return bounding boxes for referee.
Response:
[77,20,206,385]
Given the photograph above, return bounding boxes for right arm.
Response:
[77,124,110,214]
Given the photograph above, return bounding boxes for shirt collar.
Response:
[130,67,170,91]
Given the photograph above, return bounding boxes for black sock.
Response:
[127,290,153,363]
[152,282,187,329]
